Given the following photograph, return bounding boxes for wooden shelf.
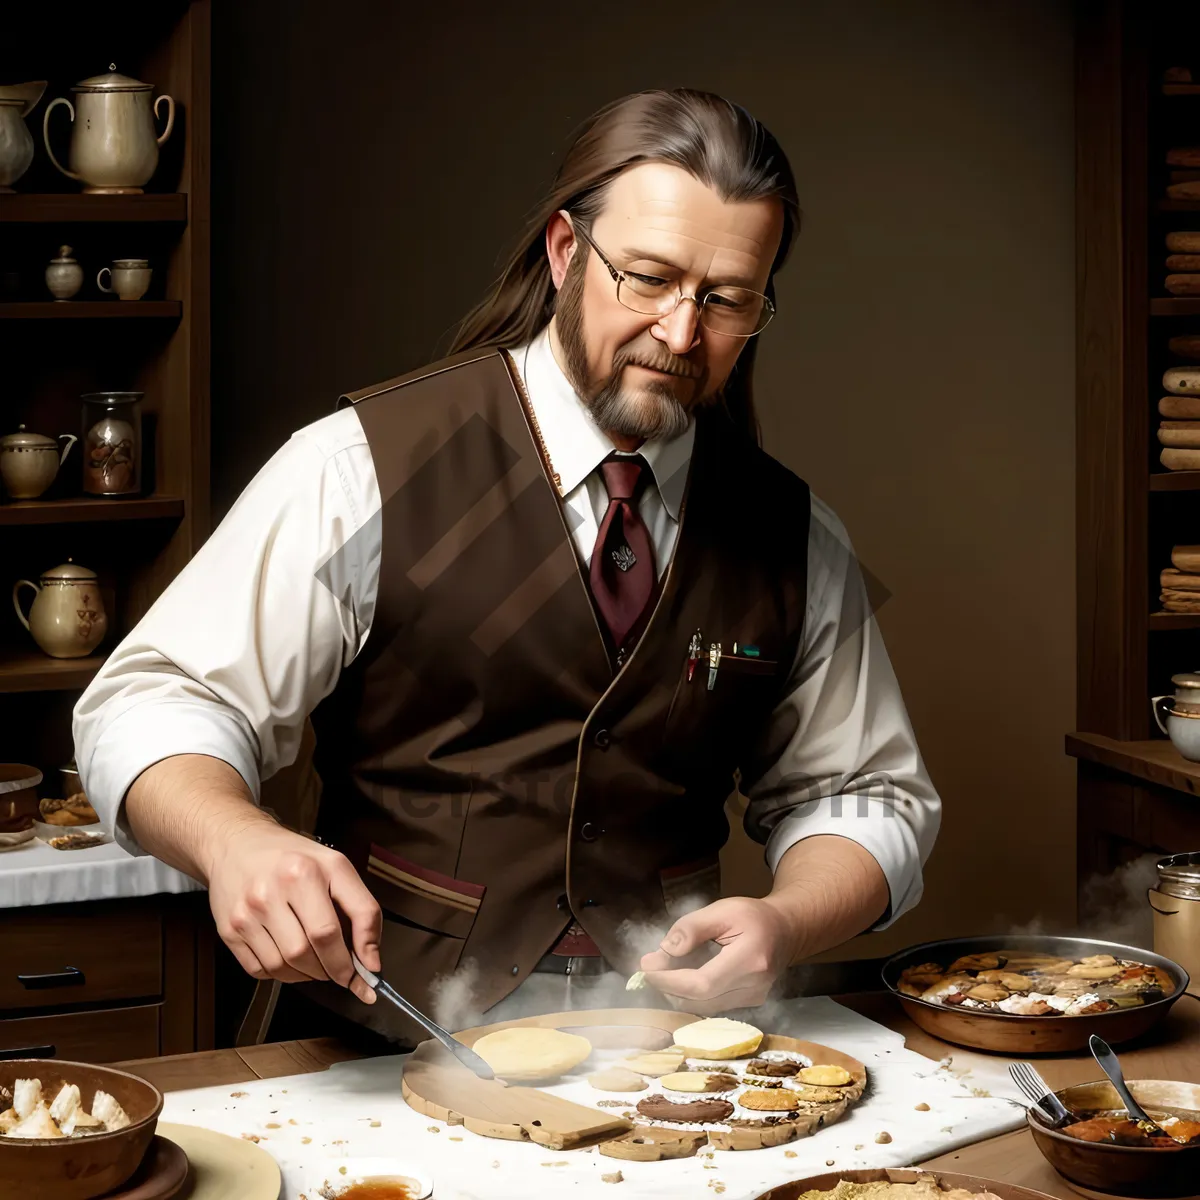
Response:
[1149,611,1200,629]
[0,194,187,223]
[1067,732,1200,798]
[0,650,106,693]
[0,302,182,320]
[1151,297,1200,316]
[1150,471,1200,491]
[1164,84,1200,96]
[0,496,184,526]
[1158,199,1200,212]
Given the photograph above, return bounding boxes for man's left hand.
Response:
[637,895,799,1014]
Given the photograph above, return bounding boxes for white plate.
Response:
[310,1156,434,1199]
[0,827,35,852]
[32,820,109,848]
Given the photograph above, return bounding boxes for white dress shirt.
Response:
[73,327,940,928]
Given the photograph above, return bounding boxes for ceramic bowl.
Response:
[0,1060,162,1200]
[310,1157,434,1199]
[0,763,41,830]
[1027,1078,1200,1198]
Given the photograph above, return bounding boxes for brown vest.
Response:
[306,348,810,1041]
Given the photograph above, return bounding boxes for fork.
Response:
[1009,1061,1073,1127]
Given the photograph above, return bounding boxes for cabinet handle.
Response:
[0,1045,56,1060]
[17,966,85,990]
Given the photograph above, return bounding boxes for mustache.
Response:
[617,348,702,379]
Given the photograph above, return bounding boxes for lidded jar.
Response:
[82,391,142,496]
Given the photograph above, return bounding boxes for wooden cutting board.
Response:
[400,1007,867,1158]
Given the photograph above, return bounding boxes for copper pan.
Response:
[881,935,1189,1055]
[755,1166,1062,1200]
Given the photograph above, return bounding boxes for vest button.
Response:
[511,965,519,976]
[580,822,600,842]
[593,728,611,750]
[556,894,569,911]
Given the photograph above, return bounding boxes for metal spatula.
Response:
[352,952,494,1080]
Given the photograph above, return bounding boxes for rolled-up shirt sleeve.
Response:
[742,494,941,929]
[72,408,380,854]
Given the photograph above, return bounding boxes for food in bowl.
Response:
[0,1075,129,1139]
[792,1180,1005,1200]
[1061,1111,1200,1147]
[897,951,1173,1015]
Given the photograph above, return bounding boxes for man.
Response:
[74,89,939,1042]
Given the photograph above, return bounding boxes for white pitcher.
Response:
[13,560,107,658]
[43,66,174,194]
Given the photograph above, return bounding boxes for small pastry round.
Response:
[745,1058,800,1078]
[797,1065,852,1087]
[587,1068,649,1093]
[621,1048,685,1077]
[659,1071,738,1093]
[739,1088,800,1112]
[672,1017,763,1060]
[790,1084,848,1102]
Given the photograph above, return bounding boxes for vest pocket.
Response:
[365,844,483,940]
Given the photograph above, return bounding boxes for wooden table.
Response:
[116,990,1200,1198]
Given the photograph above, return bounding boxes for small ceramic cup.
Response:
[97,258,151,301]
[1152,675,1200,761]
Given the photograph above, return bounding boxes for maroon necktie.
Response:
[589,454,657,652]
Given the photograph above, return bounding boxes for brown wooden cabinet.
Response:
[0,895,214,1060]
[0,3,215,1052]
[1072,0,1200,910]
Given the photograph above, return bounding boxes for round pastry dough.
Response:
[659,1071,737,1094]
[1162,448,1200,470]
[622,1048,685,1077]
[739,1088,800,1112]
[1165,367,1200,395]
[587,1067,648,1093]
[472,1027,592,1081]
[1160,395,1200,419]
[1166,274,1200,296]
[1167,232,1200,253]
[671,1017,763,1060]
[1158,421,1200,448]
[797,1065,852,1087]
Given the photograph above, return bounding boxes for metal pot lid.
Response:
[41,558,96,582]
[73,65,152,93]
[1170,673,1200,688]
[1158,851,1200,882]
[1,424,56,450]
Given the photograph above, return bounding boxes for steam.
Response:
[1077,853,1160,950]
[428,957,487,1033]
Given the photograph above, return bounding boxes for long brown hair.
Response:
[447,89,801,444]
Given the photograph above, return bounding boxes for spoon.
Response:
[1087,1034,1181,1142]
[351,952,495,1080]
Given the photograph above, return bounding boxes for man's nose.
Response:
[652,297,702,355]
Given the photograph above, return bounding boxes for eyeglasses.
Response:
[571,224,775,338]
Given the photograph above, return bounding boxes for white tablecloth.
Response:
[0,836,199,908]
[160,996,1029,1200]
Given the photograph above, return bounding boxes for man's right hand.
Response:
[206,821,383,1003]
[121,754,383,1004]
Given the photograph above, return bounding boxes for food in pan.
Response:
[793,1182,1005,1200]
[1061,1109,1200,1146]
[897,951,1174,1016]
[39,793,99,827]
[0,1077,127,1139]
[471,1027,592,1081]
[671,1017,763,1059]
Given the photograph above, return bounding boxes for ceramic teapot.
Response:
[43,66,174,194]
[13,559,107,658]
[0,81,45,191]
[0,425,77,499]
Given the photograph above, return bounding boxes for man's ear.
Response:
[545,210,578,291]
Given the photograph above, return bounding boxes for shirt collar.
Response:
[510,326,694,519]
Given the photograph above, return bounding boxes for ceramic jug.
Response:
[43,66,174,194]
[0,425,77,499]
[1152,672,1200,761]
[13,559,107,658]
[0,81,45,191]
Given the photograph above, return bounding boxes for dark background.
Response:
[210,0,1076,952]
